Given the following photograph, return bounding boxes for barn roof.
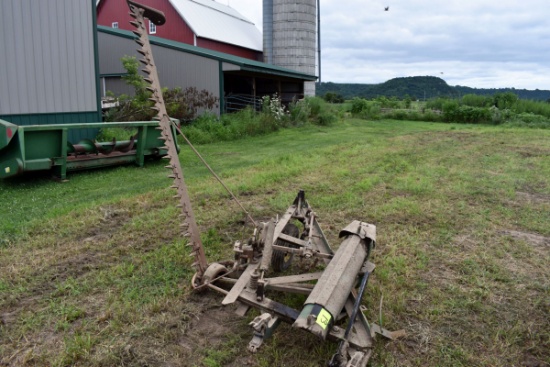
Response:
[97,0,262,52]
[97,25,317,81]
[171,0,262,51]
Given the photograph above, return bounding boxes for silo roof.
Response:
[170,0,263,51]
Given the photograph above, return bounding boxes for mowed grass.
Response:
[1,119,549,366]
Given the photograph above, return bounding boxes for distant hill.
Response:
[453,86,550,101]
[315,82,376,99]
[316,76,550,101]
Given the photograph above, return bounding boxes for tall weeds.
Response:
[179,96,339,144]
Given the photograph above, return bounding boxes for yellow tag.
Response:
[316,308,332,330]
[5,167,9,174]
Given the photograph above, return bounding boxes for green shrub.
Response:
[386,110,409,120]
[288,99,311,125]
[323,92,345,103]
[350,98,383,120]
[164,87,218,122]
[365,106,382,120]
[306,96,324,117]
[443,102,491,124]
[315,111,337,126]
[403,95,412,109]
[493,92,518,110]
[104,56,218,123]
[422,110,441,122]
[288,97,338,126]
[513,99,550,118]
[375,96,400,108]
[182,125,215,144]
[442,100,460,122]
[426,97,449,111]
[96,127,137,142]
[407,111,422,121]
[351,97,369,115]
[461,94,492,108]
[508,112,550,127]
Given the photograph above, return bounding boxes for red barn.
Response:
[97,0,263,60]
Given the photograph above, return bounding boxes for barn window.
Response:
[149,21,156,34]
[112,22,119,29]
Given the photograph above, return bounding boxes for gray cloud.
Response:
[228,0,550,89]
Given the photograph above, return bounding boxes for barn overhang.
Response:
[98,26,317,114]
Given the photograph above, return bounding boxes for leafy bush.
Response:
[315,111,338,126]
[375,96,400,108]
[104,56,218,123]
[288,99,311,125]
[403,95,412,109]
[95,127,138,142]
[350,98,382,120]
[180,109,259,144]
[179,96,339,145]
[350,98,369,115]
[386,110,409,120]
[514,99,550,119]
[323,92,345,103]
[363,103,382,120]
[259,94,288,130]
[422,110,442,122]
[505,113,550,128]
[164,87,218,122]
[307,96,324,118]
[350,92,550,126]
[493,92,518,109]
[425,97,449,111]
[289,97,338,126]
[461,94,492,108]
[443,101,491,124]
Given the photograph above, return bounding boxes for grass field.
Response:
[1,119,549,366]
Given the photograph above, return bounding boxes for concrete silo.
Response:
[263,0,318,96]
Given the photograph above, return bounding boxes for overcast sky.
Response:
[224,0,549,90]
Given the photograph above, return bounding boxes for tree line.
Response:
[317,76,550,102]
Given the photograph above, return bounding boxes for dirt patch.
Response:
[392,319,438,356]
[515,192,550,205]
[516,147,550,158]
[78,205,132,242]
[522,354,550,367]
[99,294,252,367]
[2,207,138,328]
[501,230,550,247]
[178,297,244,350]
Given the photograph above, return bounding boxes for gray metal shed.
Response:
[0,0,101,141]
[97,26,317,115]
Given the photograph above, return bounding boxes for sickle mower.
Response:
[124,1,404,365]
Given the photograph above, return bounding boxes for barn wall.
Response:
[97,0,194,45]
[153,47,220,96]
[0,0,99,117]
[98,32,141,75]
[197,38,262,61]
[98,0,261,61]
[98,30,221,114]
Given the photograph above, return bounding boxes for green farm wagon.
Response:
[0,119,179,180]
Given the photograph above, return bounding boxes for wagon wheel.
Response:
[271,223,300,272]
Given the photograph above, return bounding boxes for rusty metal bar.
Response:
[264,272,323,285]
[222,262,260,305]
[260,220,276,272]
[125,0,208,278]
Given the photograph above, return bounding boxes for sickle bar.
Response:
[126,0,208,278]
